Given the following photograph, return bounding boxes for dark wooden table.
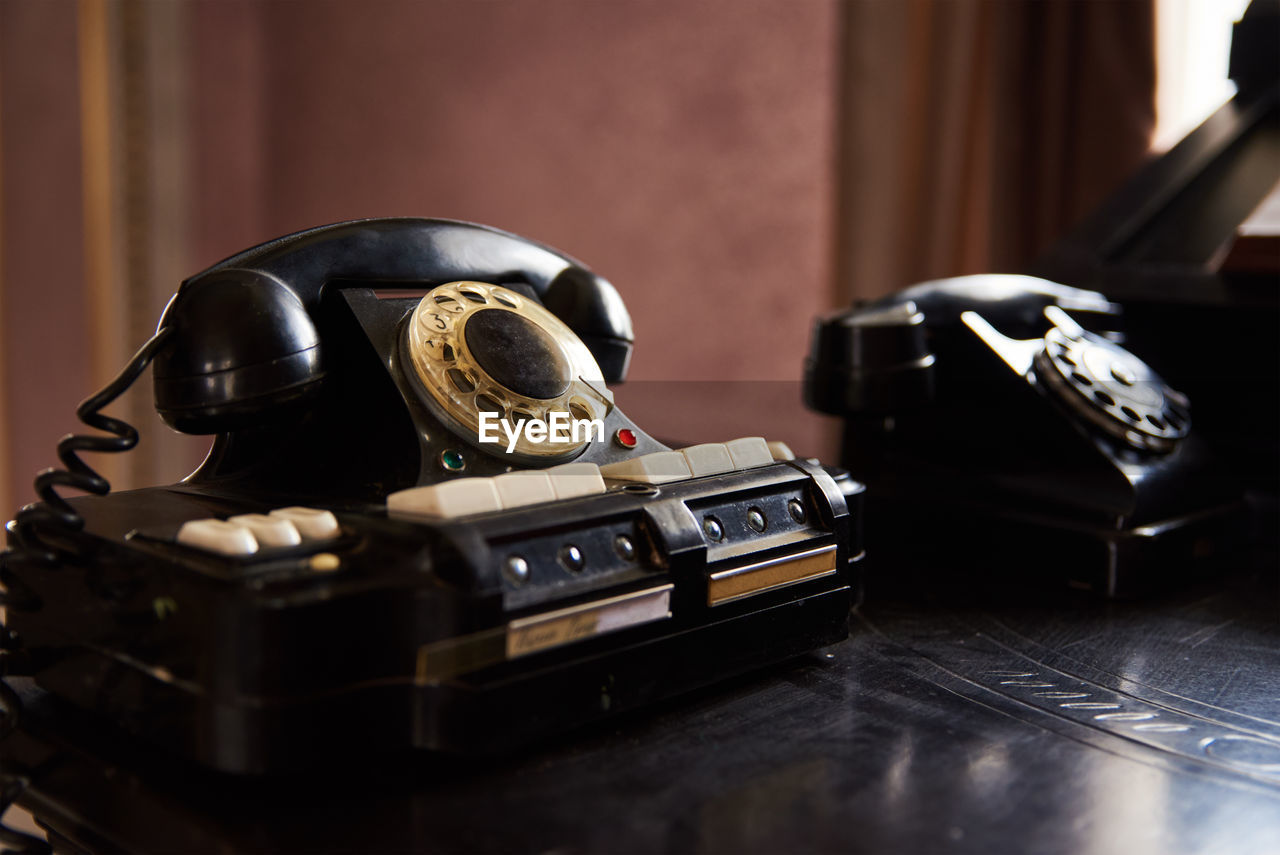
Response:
[2,546,1276,854]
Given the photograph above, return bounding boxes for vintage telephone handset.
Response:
[805,274,1243,597]
[1,218,863,775]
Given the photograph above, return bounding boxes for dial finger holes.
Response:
[1093,390,1116,407]
[1147,414,1166,431]
[512,409,536,425]
[440,344,456,362]
[447,368,476,393]
[493,290,519,308]
[1071,371,1093,387]
[476,393,506,418]
[434,294,464,313]
[568,401,592,422]
[1056,352,1077,368]
[1120,406,1141,422]
[458,288,487,304]
[1165,412,1184,431]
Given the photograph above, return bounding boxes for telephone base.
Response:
[6,461,863,773]
[29,586,849,773]
[859,491,1249,599]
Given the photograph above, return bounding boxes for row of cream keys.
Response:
[176,438,794,557]
[388,437,796,520]
[176,506,342,558]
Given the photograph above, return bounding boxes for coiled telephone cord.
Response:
[0,327,173,854]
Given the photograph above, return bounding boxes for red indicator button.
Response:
[614,428,638,449]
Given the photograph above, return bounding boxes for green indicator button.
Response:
[440,449,466,472]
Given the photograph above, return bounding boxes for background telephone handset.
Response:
[1,217,864,773]
[804,273,1245,598]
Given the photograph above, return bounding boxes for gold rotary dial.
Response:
[406,281,610,459]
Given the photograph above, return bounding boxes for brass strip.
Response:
[506,584,673,659]
[415,627,507,686]
[413,584,674,685]
[708,545,838,606]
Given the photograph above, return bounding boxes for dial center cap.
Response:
[463,308,573,400]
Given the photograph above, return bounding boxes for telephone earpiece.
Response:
[151,219,633,435]
[541,265,633,382]
[152,270,323,433]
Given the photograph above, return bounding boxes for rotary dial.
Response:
[406,281,610,459]
[1036,323,1190,452]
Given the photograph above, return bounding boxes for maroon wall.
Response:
[188,0,842,449]
[192,1,839,376]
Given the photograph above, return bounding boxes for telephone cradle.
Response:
[1,218,864,773]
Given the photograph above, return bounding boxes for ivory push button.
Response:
[269,507,341,541]
[679,443,735,477]
[725,437,773,469]
[229,514,302,548]
[387,464,608,521]
[598,451,692,484]
[546,462,606,499]
[388,479,503,520]
[767,441,796,461]
[493,471,557,509]
[176,519,259,556]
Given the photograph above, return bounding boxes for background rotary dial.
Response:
[1036,323,1190,453]
[406,281,610,459]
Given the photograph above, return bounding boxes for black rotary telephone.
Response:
[804,274,1243,598]
[0,218,863,774]
[151,216,652,498]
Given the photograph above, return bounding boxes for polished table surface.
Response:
[3,555,1278,854]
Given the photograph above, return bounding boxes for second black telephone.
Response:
[2,218,863,772]
[804,274,1243,598]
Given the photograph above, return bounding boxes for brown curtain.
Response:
[834,0,1157,300]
